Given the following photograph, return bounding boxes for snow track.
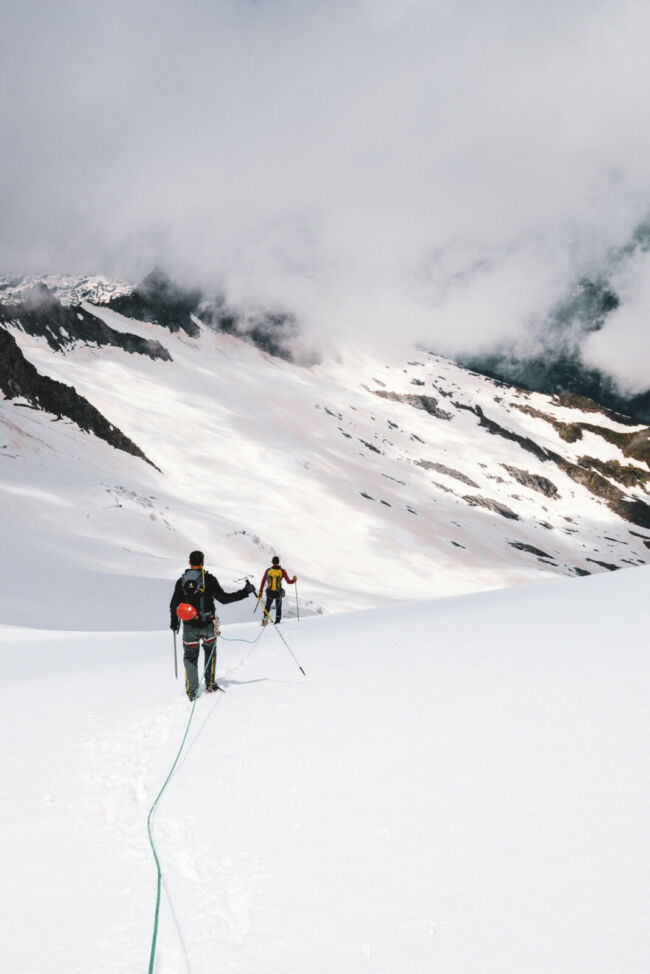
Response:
[2,568,650,972]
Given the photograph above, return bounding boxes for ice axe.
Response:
[234,574,258,611]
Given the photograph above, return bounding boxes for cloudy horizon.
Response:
[2,0,650,386]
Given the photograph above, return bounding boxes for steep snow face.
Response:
[0,297,649,629]
[2,566,650,973]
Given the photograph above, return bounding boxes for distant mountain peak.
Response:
[22,282,59,311]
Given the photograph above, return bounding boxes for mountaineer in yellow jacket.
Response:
[258,555,297,626]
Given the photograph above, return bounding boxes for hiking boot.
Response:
[261,619,268,627]
[205,683,221,694]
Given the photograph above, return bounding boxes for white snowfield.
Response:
[1,565,649,973]
[1,298,648,629]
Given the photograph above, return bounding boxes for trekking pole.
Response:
[256,596,306,676]
[295,581,300,622]
[172,631,178,679]
[274,621,306,676]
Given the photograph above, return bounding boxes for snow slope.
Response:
[2,301,649,629]
[2,565,649,973]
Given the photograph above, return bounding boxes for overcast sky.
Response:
[2,0,650,382]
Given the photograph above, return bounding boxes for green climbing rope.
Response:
[146,624,266,972]
[219,628,265,645]
[146,694,199,973]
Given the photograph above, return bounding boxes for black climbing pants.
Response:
[182,620,217,697]
[264,592,283,623]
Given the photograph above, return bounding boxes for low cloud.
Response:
[2,0,650,388]
[582,250,650,396]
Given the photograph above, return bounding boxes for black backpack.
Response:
[180,568,208,622]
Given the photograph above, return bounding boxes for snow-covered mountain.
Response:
[0,272,649,629]
[2,273,650,973]
[0,273,133,307]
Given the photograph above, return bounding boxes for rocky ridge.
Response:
[0,327,155,467]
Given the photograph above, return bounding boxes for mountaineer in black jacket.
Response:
[170,550,254,699]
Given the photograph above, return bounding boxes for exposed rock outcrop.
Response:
[501,464,560,498]
[106,268,202,336]
[551,393,638,426]
[623,429,650,468]
[372,390,453,420]
[0,284,171,360]
[575,456,650,489]
[508,541,553,558]
[106,269,310,362]
[463,495,519,520]
[416,459,479,487]
[0,327,155,467]
[512,402,650,466]
[455,403,551,461]
[210,306,302,362]
[456,402,650,528]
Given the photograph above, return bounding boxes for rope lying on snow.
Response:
[146,625,266,973]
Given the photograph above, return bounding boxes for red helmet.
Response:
[176,602,198,621]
